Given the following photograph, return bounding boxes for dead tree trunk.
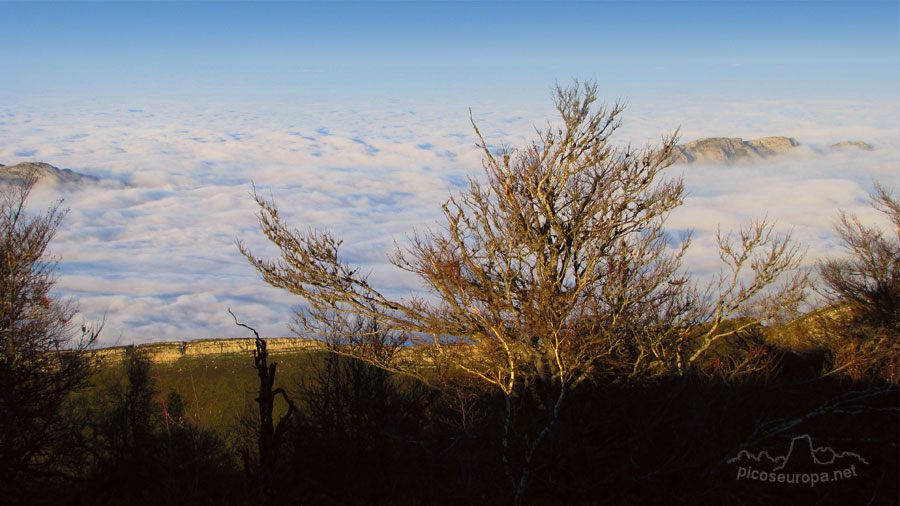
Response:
[230,310,296,506]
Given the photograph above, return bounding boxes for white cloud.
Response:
[2,96,897,346]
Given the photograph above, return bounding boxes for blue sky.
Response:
[1,1,898,343]
[3,1,898,103]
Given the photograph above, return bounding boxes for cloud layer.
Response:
[0,96,897,345]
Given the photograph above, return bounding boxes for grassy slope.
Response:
[86,346,326,433]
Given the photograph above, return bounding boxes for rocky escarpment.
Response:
[675,137,873,164]
[675,136,800,164]
[0,161,99,186]
[94,337,325,364]
[829,140,874,151]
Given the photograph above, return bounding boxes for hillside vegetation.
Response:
[49,326,897,506]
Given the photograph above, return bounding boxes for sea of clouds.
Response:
[0,96,897,346]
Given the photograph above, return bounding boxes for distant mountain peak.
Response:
[675,136,873,164]
[675,136,800,164]
[0,161,99,186]
[830,140,874,151]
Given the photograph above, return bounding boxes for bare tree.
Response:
[230,309,296,506]
[238,81,805,505]
[641,219,806,377]
[0,170,99,488]
[816,183,899,381]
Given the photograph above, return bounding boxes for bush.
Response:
[818,183,900,382]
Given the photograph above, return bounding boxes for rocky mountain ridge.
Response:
[0,161,99,185]
[675,136,873,164]
[94,337,324,364]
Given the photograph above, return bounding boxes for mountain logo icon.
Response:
[728,434,868,486]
